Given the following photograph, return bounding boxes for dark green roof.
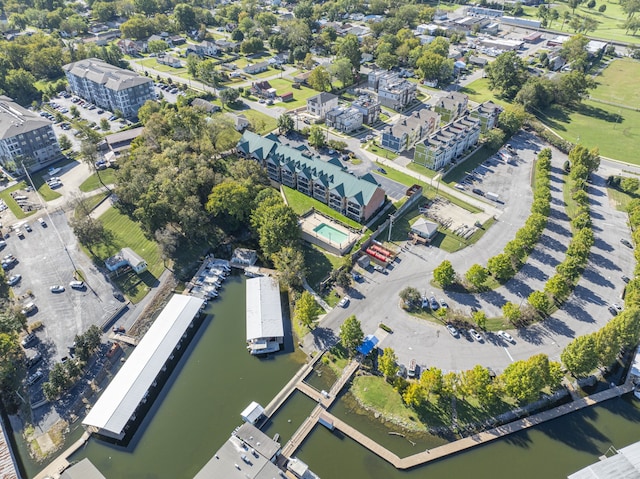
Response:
[238,131,381,206]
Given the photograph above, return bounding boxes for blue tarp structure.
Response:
[357,335,379,356]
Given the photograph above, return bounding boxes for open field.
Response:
[92,207,164,302]
[138,58,191,80]
[236,108,277,134]
[590,58,640,108]
[282,186,362,230]
[79,169,117,192]
[268,78,320,110]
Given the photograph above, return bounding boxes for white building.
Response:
[307,92,339,120]
[413,116,481,171]
[63,58,155,119]
[326,106,363,133]
[246,276,284,355]
[0,96,62,173]
[368,71,417,111]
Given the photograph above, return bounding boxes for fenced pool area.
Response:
[300,211,360,256]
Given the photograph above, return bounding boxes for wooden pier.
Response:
[33,431,92,479]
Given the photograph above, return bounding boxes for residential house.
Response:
[433,91,468,123]
[293,71,312,85]
[352,94,380,125]
[413,115,481,171]
[250,81,277,99]
[228,113,250,131]
[237,131,386,222]
[0,95,63,173]
[326,106,363,134]
[469,101,502,133]
[244,61,270,75]
[214,39,238,52]
[101,126,144,162]
[191,98,221,113]
[157,54,182,68]
[381,109,440,153]
[63,58,155,119]
[306,92,339,120]
[117,39,142,56]
[468,55,488,67]
[367,71,417,111]
[169,35,185,46]
[186,40,219,57]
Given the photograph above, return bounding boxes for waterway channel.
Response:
[21,274,640,478]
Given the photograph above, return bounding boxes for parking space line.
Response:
[503,347,514,362]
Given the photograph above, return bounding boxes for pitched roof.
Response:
[63,58,152,92]
[0,95,52,140]
[237,130,382,206]
[308,92,338,106]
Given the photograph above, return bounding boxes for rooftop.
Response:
[63,58,152,92]
[568,441,640,478]
[246,276,284,341]
[82,294,205,439]
[0,95,52,140]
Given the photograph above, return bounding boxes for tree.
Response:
[329,57,354,87]
[433,260,456,287]
[241,38,264,55]
[561,334,598,377]
[75,325,102,361]
[69,216,107,255]
[501,357,544,403]
[420,367,443,399]
[528,291,551,315]
[595,325,621,369]
[335,268,352,290]
[459,365,493,403]
[598,4,607,12]
[80,138,110,191]
[502,301,521,324]
[545,273,571,300]
[337,34,361,72]
[70,105,80,118]
[498,104,527,136]
[294,290,320,328]
[219,88,239,109]
[487,253,514,281]
[5,69,40,106]
[308,66,332,92]
[402,381,423,406]
[100,118,110,131]
[465,264,489,289]
[485,51,528,99]
[277,114,294,135]
[206,180,253,225]
[377,52,397,71]
[399,286,421,309]
[339,315,364,356]
[308,125,326,148]
[569,144,600,174]
[587,0,596,8]
[483,128,507,150]
[251,200,300,258]
[378,347,399,379]
[173,3,197,32]
[568,0,582,14]
[560,34,590,72]
[58,135,72,151]
[416,51,453,83]
[473,310,487,330]
[148,39,168,53]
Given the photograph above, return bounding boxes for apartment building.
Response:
[433,91,469,123]
[237,131,385,222]
[63,58,154,119]
[367,71,417,111]
[307,92,339,120]
[326,106,363,134]
[381,109,440,153]
[351,94,381,125]
[413,116,481,171]
[0,96,62,173]
[469,100,502,133]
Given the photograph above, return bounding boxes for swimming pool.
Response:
[313,223,349,244]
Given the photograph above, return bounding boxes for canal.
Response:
[29,274,640,478]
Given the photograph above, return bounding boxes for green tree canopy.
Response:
[339,315,364,356]
[294,290,320,328]
[378,347,399,379]
[485,51,528,99]
[433,260,456,287]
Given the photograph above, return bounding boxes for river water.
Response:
[18,273,640,478]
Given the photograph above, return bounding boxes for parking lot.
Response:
[47,94,133,135]
[7,210,125,373]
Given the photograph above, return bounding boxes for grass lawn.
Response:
[91,207,164,303]
[459,78,510,107]
[282,186,363,230]
[0,182,35,219]
[268,79,320,110]
[79,169,117,192]
[249,67,279,80]
[366,142,399,160]
[539,100,640,163]
[590,58,640,108]
[138,58,191,80]
[607,185,637,212]
[302,242,342,290]
[406,162,438,180]
[77,191,110,214]
[236,108,277,135]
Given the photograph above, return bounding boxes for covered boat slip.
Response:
[246,277,284,355]
[82,294,205,440]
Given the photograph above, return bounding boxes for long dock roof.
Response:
[246,277,283,341]
[83,294,204,439]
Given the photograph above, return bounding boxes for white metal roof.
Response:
[83,294,204,439]
[569,441,640,479]
[246,277,284,341]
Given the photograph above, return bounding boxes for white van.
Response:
[69,281,85,290]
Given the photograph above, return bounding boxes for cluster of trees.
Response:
[42,325,102,401]
[540,145,598,306]
[471,148,553,288]
[379,346,563,409]
[486,36,596,109]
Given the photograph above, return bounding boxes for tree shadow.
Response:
[593,237,614,253]
[545,218,572,237]
[515,262,548,283]
[538,315,575,338]
[580,266,614,289]
[537,234,568,255]
[478,289,507,307]
[310,326,339,351]
[529,248,563,268]
[562,298,597,323]
[588,251,622,272]
[578,103,626,123]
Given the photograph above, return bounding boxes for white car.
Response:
[50,285,65,293]
[498,330,515,343]
[439,299,448,310]
[27,370,43,385]
[337,296,350,308]
[469,329,483,342]
[7,274,21,286]
[446,324,459,337]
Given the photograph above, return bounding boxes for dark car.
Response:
[623,275,631,283]
[376,167,387,174]
[621,238,633,248]
[113,291,125,302]
[472,188,484,196]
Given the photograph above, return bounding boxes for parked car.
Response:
[469,329,483,342]
[26,351,42,368]
[396,364,407,378]
[27,370,43,385]
[50,285,65,293]
[497,330,515,343]
[446,324,459,337]
[7,274,21,286]
[38,217,47,227]
[21,333,36,347]
[21,302,37,315]
[621,238,633,248]
[622,275,631,283]
[376,167,387,174]
[24,224,32,232]
[609,303,623,315]
[69,280,85,290]
[439,298,448,310]
[472,188,484,196]
[338,295,350,308]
